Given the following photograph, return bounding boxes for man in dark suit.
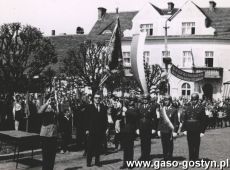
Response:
[119,95,139,169]
[136,94,157,161]
[157,95,179,161]
[181,93,206,161]
[85,93,108,167]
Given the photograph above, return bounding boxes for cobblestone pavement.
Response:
[0,127,230,170]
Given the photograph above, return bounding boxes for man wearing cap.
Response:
[157,95,179,161]
[136,94,157,161]
[181,93,206,161]
[85,93,108,167]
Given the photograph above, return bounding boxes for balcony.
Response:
[193,67,223,79]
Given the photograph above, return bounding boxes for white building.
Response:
[82,1,230,100]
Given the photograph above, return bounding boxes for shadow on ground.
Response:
[17,158,42,167]
[101,158,122,165]
[200,158,213,162]
[172,156,186,161]
[64,166,82,170]
[150,154,164,160]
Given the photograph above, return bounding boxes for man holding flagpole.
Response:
[157,95,179,161]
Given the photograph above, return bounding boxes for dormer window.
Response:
[182,22,195,35]
[140,24,153,36]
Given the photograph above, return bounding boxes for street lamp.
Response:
[163,19,172,95]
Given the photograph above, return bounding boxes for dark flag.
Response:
[107,16,122,70]
[99,16,122,87]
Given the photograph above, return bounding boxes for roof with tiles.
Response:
[201,8,230,33]
[89,11,138,36]
[89,4,230,37]
[47,2,230,73]
[150,3,179,15]
[48,34,111,73]
[48,34,87,73]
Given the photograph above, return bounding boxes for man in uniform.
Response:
[181,93,206,161]
[85,93,108,167]
[118,94,139,169]
[157,95,179,161]
[136,94,157,161]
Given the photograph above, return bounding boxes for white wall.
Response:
[122,38,230,99]
[167,1,215,36]
[132,3,168,36]
[122,1,230,99]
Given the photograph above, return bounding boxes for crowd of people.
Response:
[0,92,230,169]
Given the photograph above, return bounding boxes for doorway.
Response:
[202,84,213,100]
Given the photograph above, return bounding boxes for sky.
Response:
[1,0,230,36]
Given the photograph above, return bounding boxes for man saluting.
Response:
[181,93,206,161]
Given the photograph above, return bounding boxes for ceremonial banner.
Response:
[99,16,122,87]
[171,64,204,82]
[130,32,148,94]
[107,17,122,70]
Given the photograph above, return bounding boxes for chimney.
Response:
[168,2,174,11]
[98,7,106,20]
[209,1,216,11]
[116,7,119,14]
[51,30,55,36]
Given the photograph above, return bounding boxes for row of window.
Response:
[123,51,214,67]
[123,51,150,66]
[140,22,196,36]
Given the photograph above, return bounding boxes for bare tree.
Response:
[144,62,163,94]
[63,40,109,100]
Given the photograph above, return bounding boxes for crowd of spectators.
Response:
[0,93,230,154]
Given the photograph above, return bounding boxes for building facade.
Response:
[89,1,230,100]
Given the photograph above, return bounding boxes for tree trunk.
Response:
[91,89,96,104]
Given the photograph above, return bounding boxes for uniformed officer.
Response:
[157,95,179,161]
[136,94,157,161]
[181,93,206,161]
[118,95,139,169]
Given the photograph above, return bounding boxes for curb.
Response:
[0,149,42,162]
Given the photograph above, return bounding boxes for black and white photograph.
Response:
[0,0,230,169]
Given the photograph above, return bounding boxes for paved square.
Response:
[0,127,230,170]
